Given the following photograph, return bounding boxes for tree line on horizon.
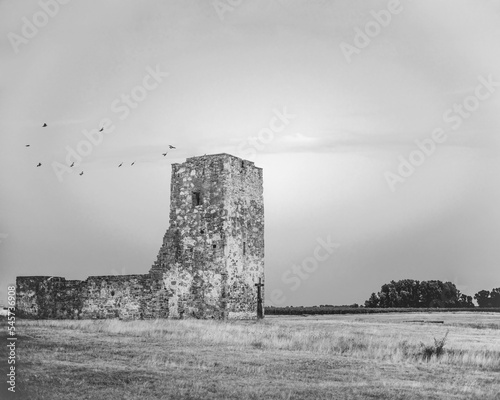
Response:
[364,279,500,308]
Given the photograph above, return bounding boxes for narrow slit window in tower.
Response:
[243,242,246,255]
[192,191,202,207]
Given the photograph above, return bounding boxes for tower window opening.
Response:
[200,229,205,234]
[213,244,217,249]
[243,242,246,255]
[192,191,202,206]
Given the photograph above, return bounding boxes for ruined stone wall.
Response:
[16,275,168,319]
[16,277,84,319]
[81,275,167,319]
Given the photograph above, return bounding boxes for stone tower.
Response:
[150,153,264,319]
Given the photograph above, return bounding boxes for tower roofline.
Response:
[172,153,262,169]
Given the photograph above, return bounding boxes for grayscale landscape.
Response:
[1,1,500,399]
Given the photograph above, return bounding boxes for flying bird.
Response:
[79,171,84,176]
[42,123,47,127]
[25,145,30,147]
[36,163,42,167]
[162,152,168,156]
[168,145,176,149]
[118,163,123,167]
[131,161,135,166]
[70,162,74,167]
[99,127,104,132]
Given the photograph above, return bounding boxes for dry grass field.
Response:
[1,312,499,399]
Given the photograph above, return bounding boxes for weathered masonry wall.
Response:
[17,153,264,320]
[223,156,264,318]
[16,275,168,319]
[16,277,84,319]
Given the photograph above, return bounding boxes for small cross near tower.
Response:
[255,277,264,319]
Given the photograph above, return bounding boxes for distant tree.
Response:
[388,285,401,307]
[457,293,474,308]
[394,279,420,307]
[474,290,492,307]
[365,292,379,308]
[490,288,500,307]
[418,280,439,307]
[378,291,388,308]
[441,281,461,308]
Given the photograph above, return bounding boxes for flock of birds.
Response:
[27,123,176,176]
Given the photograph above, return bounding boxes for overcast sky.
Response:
[1,0,500,306]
